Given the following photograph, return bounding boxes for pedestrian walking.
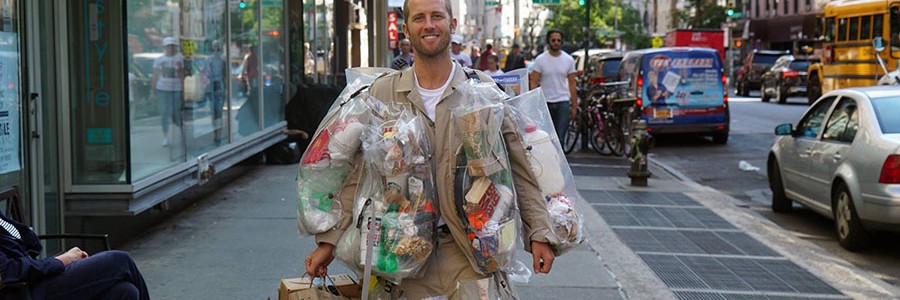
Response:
[391,38,415,70]
[485,54,504,77]
[503,44,526,72]
[304,0,556,298]
[478,44,495,71]
[450,34,472,68]
[529,29,578,142]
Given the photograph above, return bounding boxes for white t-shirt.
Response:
[533,51,576,103]
[415,61,456,121]
[153,54,185,91]
[450,51,473,68]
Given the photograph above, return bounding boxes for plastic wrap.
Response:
[449,82,519,274]
[504,88,585,254]
[343,103,438,283]
[296,68,395,236]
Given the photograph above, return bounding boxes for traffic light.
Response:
[239,0,246,9]
[726,4,734,16]
[579,0,585,5]
[734,39,743,48]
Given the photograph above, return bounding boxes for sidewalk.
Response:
[122,151,900,299]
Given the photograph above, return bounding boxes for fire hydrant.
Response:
[627,119,652,186]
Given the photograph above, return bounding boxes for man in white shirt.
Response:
[450,34,472,68]
[530,29,578,143]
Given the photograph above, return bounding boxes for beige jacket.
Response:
[316,67,556,275]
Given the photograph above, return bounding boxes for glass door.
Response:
[0,0,24,221]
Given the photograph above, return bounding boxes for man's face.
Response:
[548,32,563,51]
[399,40,412,55]
[451,43,462,53]
[403,0,456,59]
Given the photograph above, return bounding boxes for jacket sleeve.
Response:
[0,250,66,284]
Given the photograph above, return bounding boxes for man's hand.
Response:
[305,243,335,277]
[54,247,89,266]
[531,241,555,274]
[569,104,578,119]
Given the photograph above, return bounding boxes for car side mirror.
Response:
[874,37,886,52]
[775,123,794,136]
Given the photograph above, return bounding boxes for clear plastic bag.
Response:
[348,103,437,283]
[504,88,585,254]
[296,68,395,236]
[449,82,520,274]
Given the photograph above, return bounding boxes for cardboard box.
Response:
[279,275,361,300]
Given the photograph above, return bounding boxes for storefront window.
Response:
[304,0,334,85]
[261,0,285,128]
[231,0,262,140]
[126,0,228,181]
[0,0,22,191]
[68,0,129,184]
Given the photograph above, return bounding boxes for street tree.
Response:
[542,0,651,50]
[671,0,727,29]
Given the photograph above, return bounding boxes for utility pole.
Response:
[581,0,591,151]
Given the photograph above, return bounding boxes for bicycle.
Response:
[563,83,626,156]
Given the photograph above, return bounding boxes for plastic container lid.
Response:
[525,124,537,133]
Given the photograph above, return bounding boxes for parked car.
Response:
[735,50,789,96]
[767,86,900,251]
[571,48,618,77]
[760,54,819,104]
[585,52,624,86]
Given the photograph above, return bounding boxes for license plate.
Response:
[654,108,672,118]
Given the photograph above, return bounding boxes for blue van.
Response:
[618,47,730,144]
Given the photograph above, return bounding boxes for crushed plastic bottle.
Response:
[738,160,760,172]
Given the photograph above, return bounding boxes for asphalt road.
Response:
[646,93,900,288]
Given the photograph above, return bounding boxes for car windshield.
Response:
[871,96,900,133]
[753,55,780,64]
[602,59,622,78]
[790,60,810,71]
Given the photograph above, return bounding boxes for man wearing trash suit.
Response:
[305,0,557,298]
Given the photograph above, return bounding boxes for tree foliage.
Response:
[540,0,651,50]
[671,0,727,29]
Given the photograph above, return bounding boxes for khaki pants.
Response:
[398,228,489,299]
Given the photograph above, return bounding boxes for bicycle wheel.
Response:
[590,109,613,156]
[563,117,579,154]
[604,112,626,156]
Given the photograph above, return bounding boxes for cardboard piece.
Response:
[278,275,361,300]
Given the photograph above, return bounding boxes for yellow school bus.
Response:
[807,0,900,103]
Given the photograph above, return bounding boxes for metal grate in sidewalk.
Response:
[580,190,848,300]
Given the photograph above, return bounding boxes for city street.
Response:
[648,92,900,287]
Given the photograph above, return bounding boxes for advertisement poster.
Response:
[0,31,20,175]
[641,51,723,108]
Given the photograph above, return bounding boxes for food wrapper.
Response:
[505,88,585,254]
[296,68,395,236]
[342,102,437,283]
[449,81,520,274]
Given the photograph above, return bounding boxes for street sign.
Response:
[486,1,500,7]
[533,0,561,4]
[651,36,663,48]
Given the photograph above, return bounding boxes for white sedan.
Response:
[767,86,900,251]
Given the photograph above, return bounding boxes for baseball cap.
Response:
[162,37,177,46]
[451,34,463,45]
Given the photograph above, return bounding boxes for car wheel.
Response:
[760,82,770,102]
[808,76,821,104]
[768,158,792,212]
[776,83,787,104]
[833,183,869,251]
[712,133,728,144]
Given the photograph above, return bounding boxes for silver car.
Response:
[767,86,900,251]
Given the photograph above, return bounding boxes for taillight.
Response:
[637,76,644,107]
[722,73,728,104]
[782,69,799,78]
[879,155,900,184]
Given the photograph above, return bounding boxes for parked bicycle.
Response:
[563,82,627,156]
